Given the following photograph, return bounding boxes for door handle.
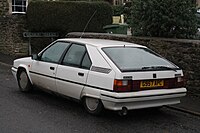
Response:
[78,72,84,77]
[50,67,55,70]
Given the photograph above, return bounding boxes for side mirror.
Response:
[31,54,39,60]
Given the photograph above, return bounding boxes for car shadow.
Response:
[15,86,179,122]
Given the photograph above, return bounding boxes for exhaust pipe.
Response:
[118,107,128,116]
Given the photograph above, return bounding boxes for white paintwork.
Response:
[116,70,180,80]
[85,44,115,92]
[12,57,33,83]
[58,38,146,48]
[30,61,58,92]
[102,95,183,110]
[86,45,112,69]
[56,65,89,99]
[11,38,187,112]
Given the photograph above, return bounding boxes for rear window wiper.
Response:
[142,66,177,71]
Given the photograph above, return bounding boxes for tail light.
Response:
[113,79,132,92]
[175,76,185,88]
[163,76,185,89]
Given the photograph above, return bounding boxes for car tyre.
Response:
[17,69,32,92]
[83,97,104,115]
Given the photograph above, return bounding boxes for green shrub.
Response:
[27,1,112,36]
[130,0,198,38]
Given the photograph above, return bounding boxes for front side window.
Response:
[40,42,70,63]
[103,47,178,72]
[12,0,27,14]
[62,44,92,69]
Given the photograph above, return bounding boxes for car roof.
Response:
[57,38,146,48]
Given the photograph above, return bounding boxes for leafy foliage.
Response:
[131,0,198,38]
[112,5,124,16]
[27,1,112,37]
[123,2,132,24]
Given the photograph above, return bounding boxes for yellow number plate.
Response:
[140,80,164,88]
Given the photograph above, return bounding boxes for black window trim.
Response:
[36,41,92,69]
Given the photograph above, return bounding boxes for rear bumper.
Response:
[100,88,187,111]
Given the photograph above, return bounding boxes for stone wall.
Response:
[0,0,28,57]
[0,0,9,16]
[67,32,200,94]
[0,15,28,57]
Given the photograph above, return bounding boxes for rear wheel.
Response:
[17,69,32,92]
[83,97,104,115]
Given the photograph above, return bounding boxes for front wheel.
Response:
[17,70,32,92]
[83,97,104,115]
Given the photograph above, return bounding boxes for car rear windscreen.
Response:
[102,47,178,72]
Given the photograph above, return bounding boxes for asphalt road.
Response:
[0,63,200,133]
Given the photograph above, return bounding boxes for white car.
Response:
[12,38,186,115]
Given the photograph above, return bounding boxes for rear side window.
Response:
[103,47,177,72]
[82,52,92,69]
[62,44,92,69]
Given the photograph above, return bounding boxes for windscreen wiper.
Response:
[142,66,177,71]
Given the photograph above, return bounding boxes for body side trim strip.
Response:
[29,71,113,92]
[30,71,56,79]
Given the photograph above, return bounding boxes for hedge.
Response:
[26,1,112,36]
[130,0,198,38]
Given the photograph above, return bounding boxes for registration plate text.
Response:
[140,80,164,88]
